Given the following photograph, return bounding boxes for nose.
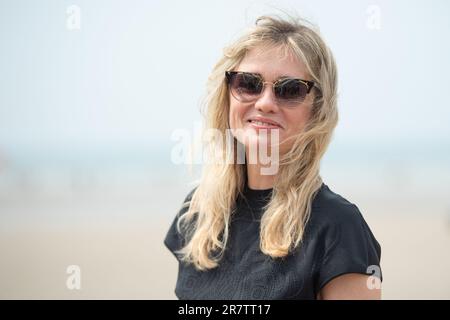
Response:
[254,83,279,114]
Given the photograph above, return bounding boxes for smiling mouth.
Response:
[247,119,282,129]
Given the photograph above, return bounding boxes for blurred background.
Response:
[0,0,449,299]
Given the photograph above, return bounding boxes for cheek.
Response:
[228,101,255,146]
[228,101,247,129]
[282,108,312,142]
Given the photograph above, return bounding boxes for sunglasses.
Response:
[225,71,315,106]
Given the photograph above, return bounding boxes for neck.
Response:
[246,162,276,190]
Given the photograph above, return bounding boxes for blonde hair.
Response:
[176,14,338,270]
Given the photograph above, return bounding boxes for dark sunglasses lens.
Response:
[230,73,262,101]
[275,79,308,103]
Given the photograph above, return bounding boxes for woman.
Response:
[164,14,382,300]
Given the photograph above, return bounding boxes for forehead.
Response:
[237,45,309,80]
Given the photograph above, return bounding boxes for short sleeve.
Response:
[163,187,197,260]
[316,204,382,291]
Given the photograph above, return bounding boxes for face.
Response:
[228,45,315,158]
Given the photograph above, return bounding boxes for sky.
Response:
[0,0,449,153]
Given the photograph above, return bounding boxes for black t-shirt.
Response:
[164,182,382,299]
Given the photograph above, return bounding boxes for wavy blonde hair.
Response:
[176,14,338,270]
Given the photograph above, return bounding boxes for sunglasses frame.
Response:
[225,71,315,104]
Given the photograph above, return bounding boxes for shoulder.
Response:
[308,183,381,255]
[173,186,198,224]
[308,183,383,288]
[181,186,197,209]
[310,183,365,228]
[164,186,198,257]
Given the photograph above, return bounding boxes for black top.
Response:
[164,182,382,300]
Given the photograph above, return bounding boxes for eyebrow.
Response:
[244,71,307,81]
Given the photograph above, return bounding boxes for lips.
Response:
[246,117,283,129]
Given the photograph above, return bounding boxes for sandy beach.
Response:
[1,198,449,299]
